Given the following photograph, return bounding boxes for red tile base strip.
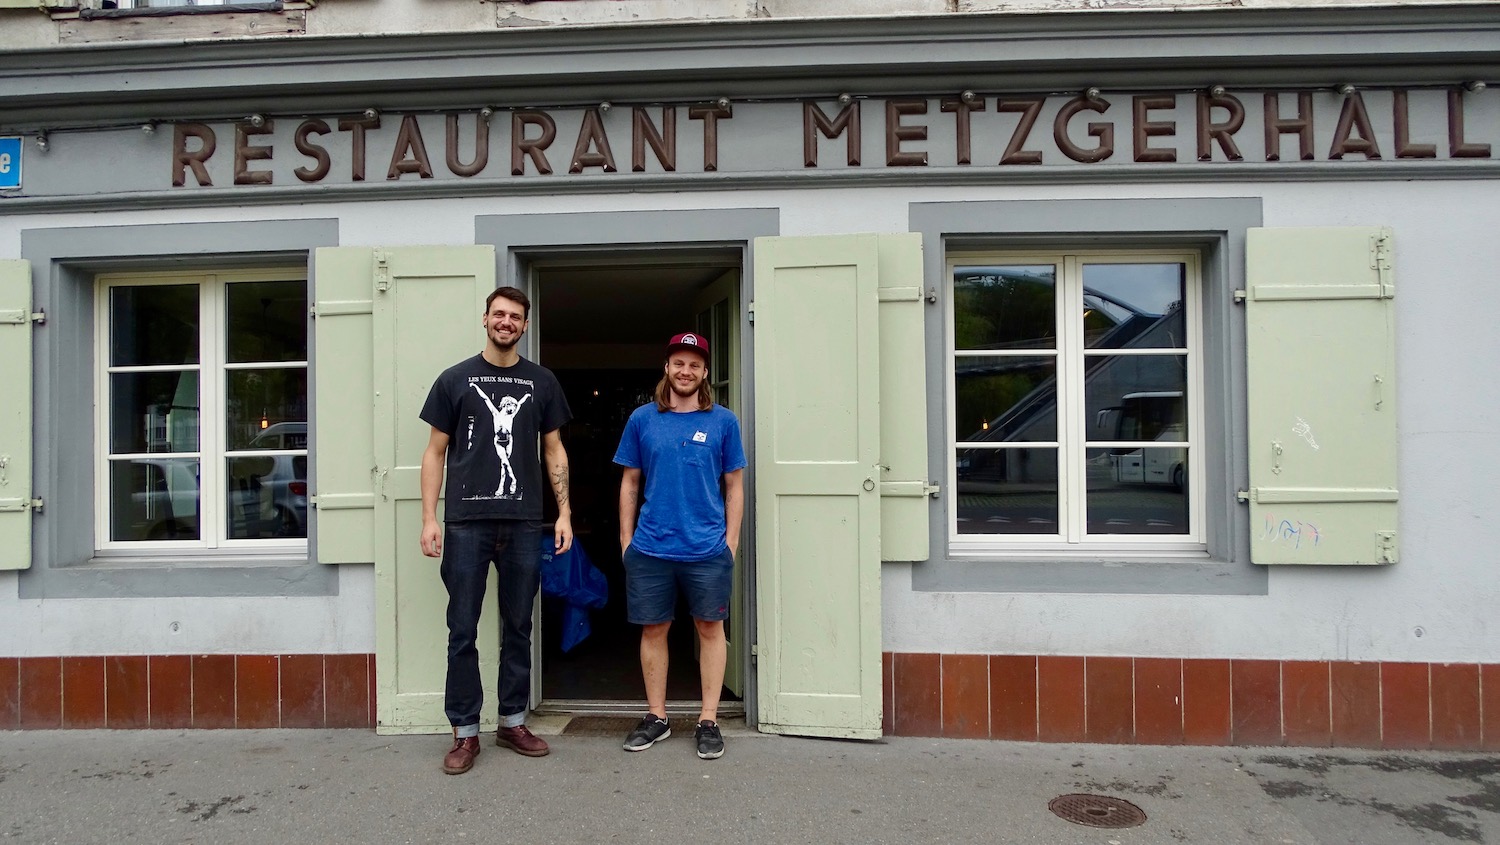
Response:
[9,650,1495,750]
[8,654,374,730]
[885,653,1499,751]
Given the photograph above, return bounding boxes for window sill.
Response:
[85,552,310,569]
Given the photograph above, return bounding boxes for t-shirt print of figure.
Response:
[469,381,531,500]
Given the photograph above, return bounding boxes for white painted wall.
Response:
[0,176,1495,662]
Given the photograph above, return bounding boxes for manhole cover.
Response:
[1048,794,1147,829]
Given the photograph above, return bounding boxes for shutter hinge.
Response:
[927,287,938,303]
[0,497,42,514]
[1371,231,1394,297]
[0,309,45,325]
[1376,530,1398,564]
[1233,289,1247,304]
[747,301,754,324]
[374,249,391,293]
[1235,490,1251,503]
[750,643,758,664]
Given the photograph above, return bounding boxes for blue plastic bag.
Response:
[539,538,609,652]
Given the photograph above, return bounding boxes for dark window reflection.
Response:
[110,457,200,541]
[953,265,1056,350]
[227,280,308,363]
[956,448,1058,534]
[109,371,199,454]
[1085,448,1188,534]
[227,370,308,450]
[955,357,1057,443]
[110,285,199,367]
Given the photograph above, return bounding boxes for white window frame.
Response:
[946,248,1207,558]
[93,268,308,556]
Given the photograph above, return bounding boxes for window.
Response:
[947,250,1204,555]
[96,269,308,552]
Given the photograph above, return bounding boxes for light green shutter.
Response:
[754,234,883,739]
[1245,227,1398,565]
[311,248,378,564]
[876,233,931,562]
[0,260,35,570]
[372,246,496,733]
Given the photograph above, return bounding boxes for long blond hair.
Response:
[654,373,714,412]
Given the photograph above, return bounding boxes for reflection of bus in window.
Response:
[1098,391,1186,490]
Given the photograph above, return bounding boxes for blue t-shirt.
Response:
[613,404,747,562]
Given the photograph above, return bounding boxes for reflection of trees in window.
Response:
[954,268,1055,350]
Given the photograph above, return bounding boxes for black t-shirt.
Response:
[419,354,570,522]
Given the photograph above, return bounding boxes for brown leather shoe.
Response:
[495,724,550,757]
[442,733,481,775]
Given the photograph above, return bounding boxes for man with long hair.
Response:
[418,285,572,774]
[614,332,746,760]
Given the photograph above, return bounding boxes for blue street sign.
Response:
[0,137,20,190]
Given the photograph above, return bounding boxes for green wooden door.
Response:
[361,246,499,732]
[753,235,883,739]
[0,260,35,570]
[692,268,746,698]
[1245,227,1399,565]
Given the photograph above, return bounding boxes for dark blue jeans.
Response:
[440,518,543,733]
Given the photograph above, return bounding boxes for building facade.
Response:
[1,0,1497,749]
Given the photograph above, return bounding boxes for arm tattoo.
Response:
[550,466,570,507]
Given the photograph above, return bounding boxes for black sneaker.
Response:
[695,720,724,760]
[623,715,671,752]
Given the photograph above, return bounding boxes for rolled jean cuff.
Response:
[454,723,481,739]
[500,711,527,728]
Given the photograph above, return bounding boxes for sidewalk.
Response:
[2,725,1497,844]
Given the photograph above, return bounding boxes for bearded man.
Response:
[614,332,745,761]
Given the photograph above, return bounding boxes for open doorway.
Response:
[533,249,746,715]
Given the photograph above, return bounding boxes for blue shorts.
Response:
[622,545,734,624]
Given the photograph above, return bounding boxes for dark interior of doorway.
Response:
[536,254,742,708]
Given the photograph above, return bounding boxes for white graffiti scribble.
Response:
[1292,417,1320,450]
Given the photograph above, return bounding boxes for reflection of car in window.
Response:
[228,422,308,539]
[124,457,200,541]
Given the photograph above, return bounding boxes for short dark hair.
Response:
[485,286,531,320]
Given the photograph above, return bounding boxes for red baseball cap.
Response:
[666,331,709,361]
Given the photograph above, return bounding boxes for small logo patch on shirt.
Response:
[693,431,708,443]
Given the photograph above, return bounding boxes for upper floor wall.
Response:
[0,0,1494,48]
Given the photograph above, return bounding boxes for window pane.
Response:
[110,284,199,366]
[1086,447,1188,534]
[110,457,200,541]
[226,369,308,450]
[227,280,308,363]
[1081,263,1186,350]
[955,357,1056,442]
[1084,356,1187,442]
[226,455,308,540]
[956,448,1058,534]
[953,265,1056,350]
[109,371,199,453]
